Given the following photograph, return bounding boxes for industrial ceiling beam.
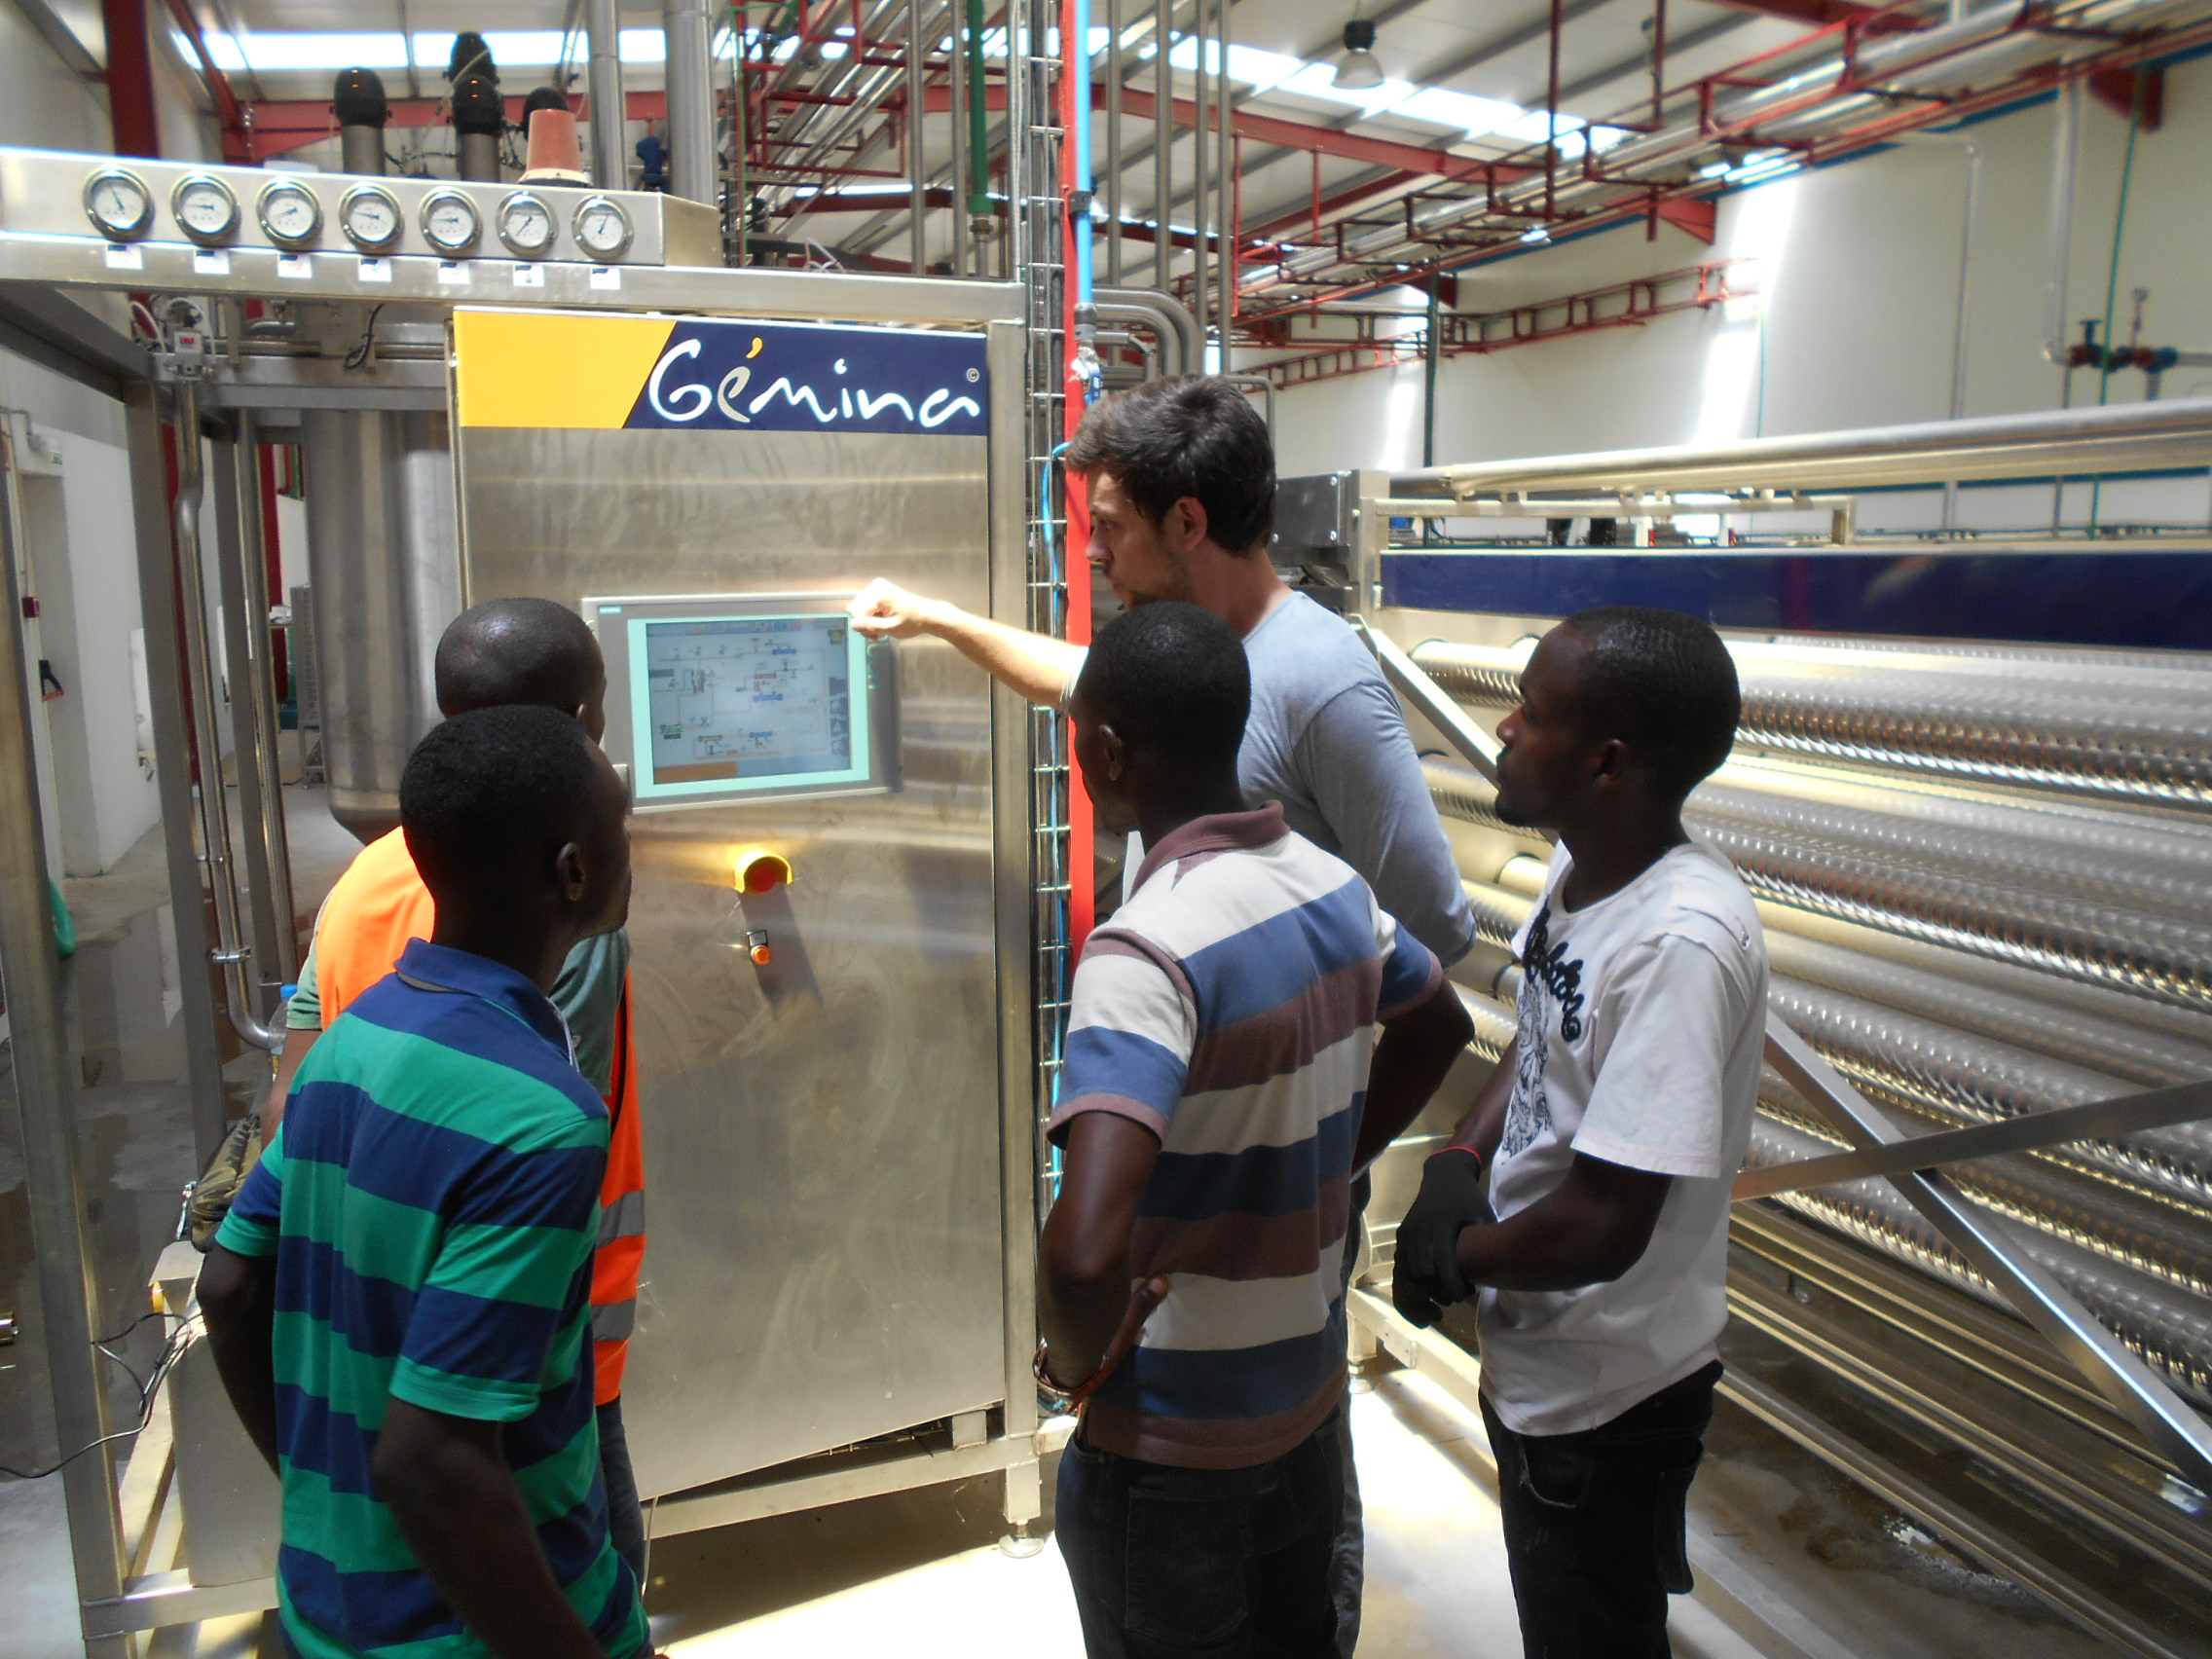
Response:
[1701,0,1918,26]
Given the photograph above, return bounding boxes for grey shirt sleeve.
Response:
[1292,680,1477,966]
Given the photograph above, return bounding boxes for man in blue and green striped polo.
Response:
[200,704,645,1659]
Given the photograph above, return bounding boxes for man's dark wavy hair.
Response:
[401,704,605,896]
[1063,375,1274,554]
[1560,606,1741,800]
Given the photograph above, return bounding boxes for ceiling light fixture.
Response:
[1333,18,1384,91]
[1519,225,1551,245]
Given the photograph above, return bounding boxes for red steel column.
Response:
[1060,0,1095,949]
[101,0,161,157]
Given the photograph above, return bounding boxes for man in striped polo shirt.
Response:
[265,598,650,1582]
[1040,604,1473,1658]
[201,706,646,1659]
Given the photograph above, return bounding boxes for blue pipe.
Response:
[1071,3,1102,397]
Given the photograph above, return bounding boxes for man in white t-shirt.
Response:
[1391,606,1766,1659]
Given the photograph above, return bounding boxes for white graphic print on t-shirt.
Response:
[1476,836,1768,1437]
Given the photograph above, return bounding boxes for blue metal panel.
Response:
[1382,551,2212,648]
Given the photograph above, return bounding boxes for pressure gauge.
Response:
[83,168,153,240]
[171,174,240,244]
[497,192,557,257]
[419,189,481,255]
[338,183,402,252]
[571,195,633,259]
[256,179,323,248]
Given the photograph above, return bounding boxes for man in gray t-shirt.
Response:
[851,374,1474,1655]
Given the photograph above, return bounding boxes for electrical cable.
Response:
[0,1315,197,1482]
[343,304,387,371]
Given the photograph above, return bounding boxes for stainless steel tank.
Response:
[299,408,461,841]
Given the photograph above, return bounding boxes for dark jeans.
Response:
[1481,1360,1722,1659]
[598,1397,648,1586]
[1057,1411,1346,1659]
[1327,1172,1369,1656]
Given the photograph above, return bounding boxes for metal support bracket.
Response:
[1759,1018,2212,1493]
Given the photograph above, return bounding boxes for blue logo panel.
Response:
[624,318,989,437]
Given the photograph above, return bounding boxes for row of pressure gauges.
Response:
[81,167,634,259]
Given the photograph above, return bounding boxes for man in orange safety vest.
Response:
[265,597,650,1580]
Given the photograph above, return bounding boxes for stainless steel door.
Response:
[457,424,1007,1500]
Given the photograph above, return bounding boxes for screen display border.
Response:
[622,608,874,804]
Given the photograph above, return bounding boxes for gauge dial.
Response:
[420,189,481,255]
[572,195,633,259]
[339,184,402,251]
[498,193,557,257]
[171,175,240,244]
[257,180,323,248]
[83,169,154,240]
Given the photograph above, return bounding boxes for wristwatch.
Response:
[1034,1340,1109,1410]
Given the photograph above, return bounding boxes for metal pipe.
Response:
[1394,392,2212,498]
[665,0,717,208]
[1152,0,1168,294]
[949,0,969,275]
[1095,283,1198,374]
[210,424,284,1016]
[1191,0,1207,351]
[2044,76,2083,366]
[1105,0,1122,287]
[171,379,282,1054]
[0,346,129,1658]
[1743,1111,2212,1417]
[1412,633,2212,809]
[1761,1017,2212,1493]
[1217,370,1273,436]
[908,0,928,274]
[964,0,991,248]
[1215,0,1230,350]
[587,0,628,190]
[1246,0,2212,302]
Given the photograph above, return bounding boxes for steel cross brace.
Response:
[1759,1020,2212,1494]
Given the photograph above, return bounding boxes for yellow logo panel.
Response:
[453,310,677,429]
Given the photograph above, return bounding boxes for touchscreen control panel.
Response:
[590,592,895,810]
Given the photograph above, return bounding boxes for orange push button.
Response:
[734,849,793,895]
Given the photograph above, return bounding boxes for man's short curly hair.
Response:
[1559,607,1741,800]
[401,704,607,898]
[1063,375,1274,554]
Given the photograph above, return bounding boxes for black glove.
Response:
[1392,1149,1491,1330]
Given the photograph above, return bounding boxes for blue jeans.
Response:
[1056,1410,1346,1659]
[597,1398,647,1585]
[1482,1360,1721,1659]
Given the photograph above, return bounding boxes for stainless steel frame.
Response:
[0,149,1057,1642]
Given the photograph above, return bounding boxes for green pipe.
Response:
[964,0,991,218]
[2088,85,2143,532]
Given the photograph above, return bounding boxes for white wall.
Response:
[1266,56,2212,536]
[21,433,161,874]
